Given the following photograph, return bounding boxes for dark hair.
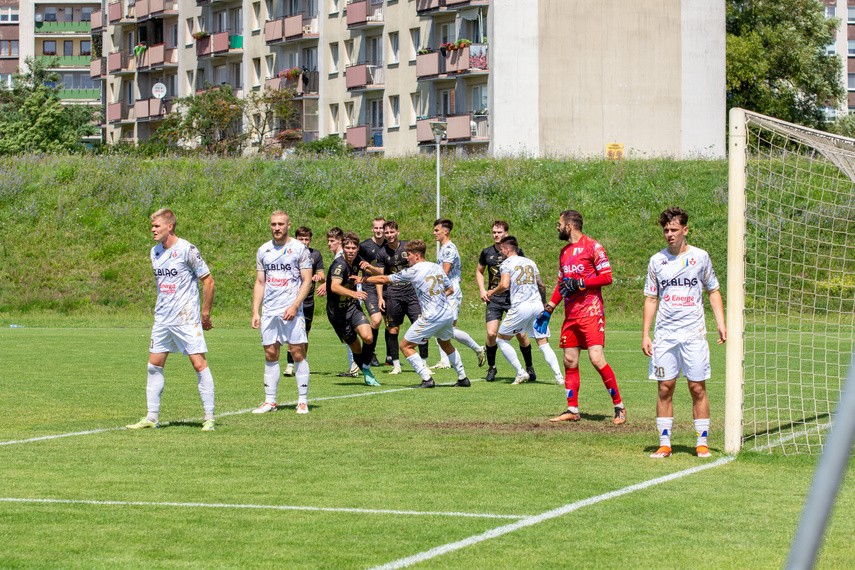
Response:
[560,210,583,231]
[384,220,398,231]
[295,226,312,238]
[492,220,509,232]
[499,235,519,252]
[658,207,689,227]
[342,231,360,247]
[326,226,344,240]
[434,218,453,232]
[405,239,427,257]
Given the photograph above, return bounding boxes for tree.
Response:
[727,0,844,129]
[0,56,96,153]
[243,86,299,151]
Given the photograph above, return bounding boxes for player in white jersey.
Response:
[126,209,217,432]
[642,207,726,459]
[430,219,486,370]
[251,211,315,414]
[354,239,471,388]
[488,236,564,385]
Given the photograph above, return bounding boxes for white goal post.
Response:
[726,108,855,455]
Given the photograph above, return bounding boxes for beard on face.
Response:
[558,227,572,241]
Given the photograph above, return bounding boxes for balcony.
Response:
[195,35,211,57]
[35,21,93,33]
[149,0,178,16]
[90,10,104,31]
[59,88,101,100]
[264,19,283,43]
[144,44,177,69]
[108,1,134,23]
[416,0,489,12]
[107,101,130,123]
[416,116,440,143]
[38,55,91,68]
[447,112,489,142]
[345,63,384,90]
[135,99,151,120]
[265,70,319,96]
[346,125,368,149]
[89,57,106,78]
[196,31,240,57]
[149,98,172,118]
[417,45,488,80]
[346,0,384,28]
[416,52,443,78]
[107,51,135,74]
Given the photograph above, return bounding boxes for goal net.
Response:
[726,108,855,455]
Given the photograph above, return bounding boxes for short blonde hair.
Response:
[151,208,176,229]
[271,210,289,220]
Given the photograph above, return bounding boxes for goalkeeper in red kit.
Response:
[534,209,627,425]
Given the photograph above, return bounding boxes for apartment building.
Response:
[89,0,725,157]
[0,1,19,89]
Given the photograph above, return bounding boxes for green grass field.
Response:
[2,320,853,569]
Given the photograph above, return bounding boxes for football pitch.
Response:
[2,323,854,569]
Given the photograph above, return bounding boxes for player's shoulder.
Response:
[687,245,711,259]
[257,239,274,254]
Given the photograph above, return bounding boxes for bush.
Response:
[295,135,352,156]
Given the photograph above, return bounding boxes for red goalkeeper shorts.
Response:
[560,315,605,349]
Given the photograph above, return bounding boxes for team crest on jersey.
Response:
[169,251,180,259]
[286,248,292,254]
[684,258,696,267]
[572,247,584,255]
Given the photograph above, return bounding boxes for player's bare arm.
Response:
[536,273,547,304]
[283,267,314,321]
[358,261,382,276]
[353,274,392,286]
[708,289,727,344]
[331,276,367,301]
[489,273,511,300]
[641,295,658,356]
[476,264,489,302]
[200,273,214,331]
[251,269,266,329]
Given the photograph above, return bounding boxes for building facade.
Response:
[86,0,725,157]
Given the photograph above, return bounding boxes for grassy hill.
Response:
[0,153,728,326]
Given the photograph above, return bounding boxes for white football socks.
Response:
[497,338,524,375]
[263,360,280,404]
[538,343,562,380]
[657,417,674,448]
[695,418,710,447]
[295,359,309,404]
[145,363,164,422]
[447,349,466,380]
[406,354,431,381]
[453,328,481,353]
[196,367,215,419]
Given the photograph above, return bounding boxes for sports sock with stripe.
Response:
[694,418,710,448]
[657,417,674,448]
[564,367,580,408]
[597,364,622,405]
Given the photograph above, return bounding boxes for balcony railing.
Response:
[35,21,93,33]
[284,12,318,38]
[107,101,130,123]
[150,0,178,15]
[107,51,134,73]
[417,45,487,79]
[346,0,384,27]
[149,98,172,118]
[416,0,489,11]
[136,0,151,20]
[91,10,104,30]
[416,52,443,78]
[135,98,151,120]
[345,63,384,90]
[346,124,368,149]
[265,70,319,95]
[37,55,91,67]
[447,112,489,141]
[59,88,100,100]
[90,57,106,78]
[108,1,133,23]
[147,44,177,68]
[264,19,283,43]
[416,116,440,143]
[195,35,211,57]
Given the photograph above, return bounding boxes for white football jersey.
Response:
[388,261,454,322]
[644,245,719,340]
[500,255,543,307]
[256,238,313,315]
[438,240,463,302]
[151,238,211,326]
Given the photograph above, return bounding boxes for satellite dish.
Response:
[35,13,43,22]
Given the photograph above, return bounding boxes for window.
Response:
[214,64,227,85]
[64,7,73,22]
[288,0,299,17]
[439,22,454,45]
[167,74,177,97]
[345,40,354,65]
[827,41,836,55]
[849,40,855,56]
[80,75,95,90]
[10,6,16,21]
[196,68,206,90]
[285,51,297,69]
[389,95,399,127]
[369,99,383,129]
[388,32,399,64]
[345,101,354,127]
[186,18,194,43]
[472,84,487,113]
[330,0,339,13]
[330,42,339,72]
[849,6,855,23]
[827,6,836,18]
[252,2,260,30]
[330,103,339,133]
[266,55,274,78]
[410,28,420,60]
[410,91,421,124]
[848,73,855,91]
[82,7,94,21]
[0,74,11,88]
[0,6,18,22]
[214,11,228,33]
[81,41,92,56]
[368,36,382,65]
[186,70,194,92]
[126,80,135,105]
[43,41,56,56]
[253,57,261,84]
[0,40,18,56]
[63,74,75,89]
[231,7,242,34]
[265,0,273,19]
[127,31,135,53]
[232,62,242,88]
[823,106,837,121]
[44,7,57,21]
[306,0,318,17]
[439,89,451,116]
[168,24,178,48]
[303,47,317,70]
[64,40,73,57]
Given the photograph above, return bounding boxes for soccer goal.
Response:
[726,108,855,455]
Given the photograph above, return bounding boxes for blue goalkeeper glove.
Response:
[559,278,586,298]
[534,305,554,334]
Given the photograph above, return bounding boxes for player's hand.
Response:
[201,314,213,331]
[251,314,260,329]
[717,325,727,345]
[349,275,364,284]
[379,298,386,312]
[282,305,297,321]
[317,283,326,297]
[480,289,490,303]
[642,336,653,357]
[534,307,553,334]
[354,291,368,301]
[559,278,586,297]
[312,273,324,282]
[358,261,371,270]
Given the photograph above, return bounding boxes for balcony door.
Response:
[302,47,317,71]
[231,7,242,34]
[214,11,227,33]
[369,99,383,129]
[368,36,382,66]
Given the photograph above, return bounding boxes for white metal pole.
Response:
[725,107,747,454]
[436,138,441,260]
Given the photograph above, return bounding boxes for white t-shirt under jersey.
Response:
[388,261,454,322]
[151,238,211,326]
[644,245,719,341]
[499,255,542,307]
[256,237,313,315]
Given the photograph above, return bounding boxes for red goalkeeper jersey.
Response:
[550,234,612,320]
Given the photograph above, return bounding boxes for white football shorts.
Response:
[498,302,548,339]
[260,313,308,347]
[404,315,455,344]
[150,323,208,356]
[648,336,710,382]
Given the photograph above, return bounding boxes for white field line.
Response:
[0,381,472,447]
[751,423,831,452]
[0,497,524,520]
[369,456,736,570]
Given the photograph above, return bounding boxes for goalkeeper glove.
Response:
[559,278,586,298]
[534,305,554,335]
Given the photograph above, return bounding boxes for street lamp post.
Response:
[429,121,447,260]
